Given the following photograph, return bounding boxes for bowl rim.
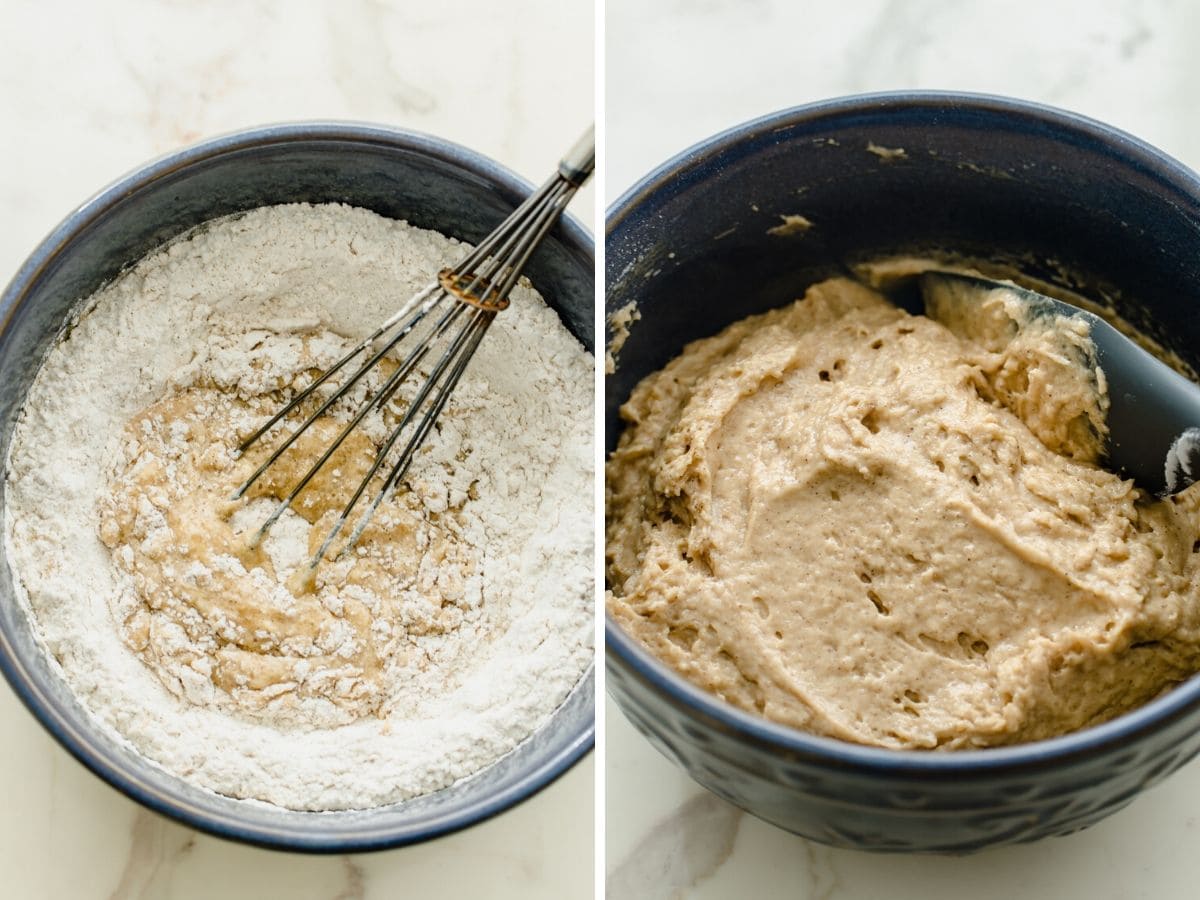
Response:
[604,90,1200,776]
[0,120,594,852]
[607,89,1200,244]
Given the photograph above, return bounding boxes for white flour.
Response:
[3,203,593,811]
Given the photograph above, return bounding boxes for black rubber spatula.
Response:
[920,271,1200,496]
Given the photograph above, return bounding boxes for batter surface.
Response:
[606,276,1200,749]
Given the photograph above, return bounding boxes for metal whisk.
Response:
[232,126,594,567]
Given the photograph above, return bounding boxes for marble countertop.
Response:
[606,0,1200,896]
[0,1,593,898]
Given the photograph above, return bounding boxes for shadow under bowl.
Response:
[0,122,594,852]
[605,91,1200,853]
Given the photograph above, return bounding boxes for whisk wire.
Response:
[246,300,468,541]
[233,281,443,473]
[455,176,560,304]
[497,183,577,298]
[231,282,444,458]
[463,174,558,265]
[314,308,492,564]
[334,311,495,560]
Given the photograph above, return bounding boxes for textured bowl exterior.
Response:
[0,123,594,852]
[605,92,1200,853]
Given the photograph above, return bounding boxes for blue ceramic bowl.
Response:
[606,92,1200,853]
[0,123,594,852]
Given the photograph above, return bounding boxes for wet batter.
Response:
[606,276,1200,749]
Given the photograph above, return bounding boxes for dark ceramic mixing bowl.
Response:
[0,123,593,852]
[605,92,1200,853]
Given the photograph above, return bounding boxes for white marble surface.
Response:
[0,1,593,898]
[606,0,1200,896]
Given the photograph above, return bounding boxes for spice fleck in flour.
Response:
[4,204,593,810]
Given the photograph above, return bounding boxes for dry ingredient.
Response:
[5,203,593,810]
[607,275,1200,749]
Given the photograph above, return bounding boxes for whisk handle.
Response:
[558,124,595,187]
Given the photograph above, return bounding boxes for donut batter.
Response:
[606,276,1200,749]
